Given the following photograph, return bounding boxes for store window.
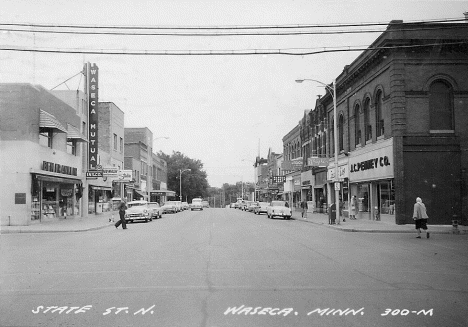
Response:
[378,180,395,214]
[429,80,453,130]
[357,183,370,212]
[39,128,53,148]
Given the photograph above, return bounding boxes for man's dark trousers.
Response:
[115,211,127,229]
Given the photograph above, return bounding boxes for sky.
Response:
[1,0,466,187]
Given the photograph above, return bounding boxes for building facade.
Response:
[0,84,87,225]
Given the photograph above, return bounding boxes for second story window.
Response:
[355,104,361,146]
[339,114,344,151]
[429,80,454,131]
[66,139,77,155]
[120,137,123,152]
[39,128,53,148]
[113,133,117,150]
[375,90,384,137]
[364,98,371,142]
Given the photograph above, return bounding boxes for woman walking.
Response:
[413,197,429,238]
[349,195,357,219]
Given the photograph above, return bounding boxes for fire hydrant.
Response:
[374,206,380,221]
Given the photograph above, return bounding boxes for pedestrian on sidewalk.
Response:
[349,195,357,219]
[301,200,308,219]
[115,201,128,229]
[413,197,429,239]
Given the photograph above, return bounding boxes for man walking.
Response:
[301,200,308,219]
[115,201,128,229]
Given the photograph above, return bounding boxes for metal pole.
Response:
[333,79,340,224]
[179,169,182,201]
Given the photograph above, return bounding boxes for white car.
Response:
[254,202,269,215]
[161,201,178,214]
[125,200,152,223]
[148,202,163,219]
[190,198,203,211]
[267,200,292,220]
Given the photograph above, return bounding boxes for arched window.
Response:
[429,80,453,130]
[354,104,361,146]
[364,98,371,141]
[339,114,344,151]
[375,90,384,137]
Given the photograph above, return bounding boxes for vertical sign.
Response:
[88,63,99,170]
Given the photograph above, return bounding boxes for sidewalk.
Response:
[1,211,116,234]
[290,209,468,234]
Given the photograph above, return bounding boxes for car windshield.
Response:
[128,202,146,208]
[271,201,286,207]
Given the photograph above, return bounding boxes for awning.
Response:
[32,172,82,184]
[90,185,112,191]
[133,189,146,198]
[67,124,88,142]
[39,110,67,132]
[301,185,312,189]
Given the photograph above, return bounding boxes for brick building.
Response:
[311,20,468,224]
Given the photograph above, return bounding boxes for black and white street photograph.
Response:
[1,1,468,326]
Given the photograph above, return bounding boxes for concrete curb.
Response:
[291,217,467,234]
[0,223,114,234]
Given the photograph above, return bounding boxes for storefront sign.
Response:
[88,63,99,170]
[349,145,394,182]
[327,164,348,181]
[102,167,118,176]
[270,176,286,183]
[86,171,103,178]
[281,158,303,171]
[307,157,329,167]
[42,161,78,176]
[116,170,133,182]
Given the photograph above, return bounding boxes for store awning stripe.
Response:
[39,110,67,132]
[67,123,88,142]
[33,173,81,184]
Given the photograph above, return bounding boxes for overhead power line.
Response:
[1,41,466,56]
[1,24,466,36]
[0,17,464,30]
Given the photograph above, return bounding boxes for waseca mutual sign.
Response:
[348,143,394,182]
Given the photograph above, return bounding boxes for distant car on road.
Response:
[125,200,152,223]
[181,202,190,210]
[254,202,269,215]
[202,200,209,208]
[148,202,163,219]
[161,201,178,214]
[246,201,258,212]
[267,200,292,220]
[190,198,203,211]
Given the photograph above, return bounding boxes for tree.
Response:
[158,151,209,202]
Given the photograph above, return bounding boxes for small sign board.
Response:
[115,170,133,182]
[86,170,103,178]
[102,167,118,176]
[15,193,26,204]
[334,182,341,191]
[308,157,329,167]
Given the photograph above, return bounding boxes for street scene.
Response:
[1,208,468,327]
[1,1,468,326]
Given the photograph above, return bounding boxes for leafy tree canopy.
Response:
[159,151,210,202]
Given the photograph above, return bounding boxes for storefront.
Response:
[31,170,82,221]
[150,190,176,204]
[314,170,327,213]
[301,170,313,202]
[348,140,394,221]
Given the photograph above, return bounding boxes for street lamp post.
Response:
[296,78,340,224]
[179,168,191,201]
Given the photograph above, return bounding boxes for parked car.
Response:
[245,201,257,212]
[238,200,248,211]
[148,202,163,219]
[190,198,203,211]
[267,200,292,220]
[161,201,178,214]
[202,200,209,208]
[181,202,190,210]
[174,201,182,212]
[254,202,269,215]
[125,200,152,223]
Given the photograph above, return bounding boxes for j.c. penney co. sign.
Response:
[348,145,393,182]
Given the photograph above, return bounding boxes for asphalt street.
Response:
[1,208,467,327]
